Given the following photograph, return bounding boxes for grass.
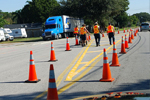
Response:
[115,27,138,31]
[0,37,43,44]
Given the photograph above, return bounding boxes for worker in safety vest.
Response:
[80,24,90,47]
[107,23,115,45]
[74,26,79,38]
[93,22,101,47]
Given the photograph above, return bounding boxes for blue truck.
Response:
[42,15,84,40]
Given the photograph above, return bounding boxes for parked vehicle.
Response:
[42,15,84,40]
[3,28,14,41]
[0,29,6,41]
[140,22,150,32]
[11,28,27,38]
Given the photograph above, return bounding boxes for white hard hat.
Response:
[95,22,98,25]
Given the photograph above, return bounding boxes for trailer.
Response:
[0,29,5,41]
[42,15,84,40]
[11,28,27,38]
[3,28,14,41]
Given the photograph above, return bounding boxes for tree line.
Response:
[1,0,150,28]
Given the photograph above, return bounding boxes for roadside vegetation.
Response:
[0,37,43,44]
[1,0,150,29]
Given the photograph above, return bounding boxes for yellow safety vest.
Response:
[94,25,99,34]
[80,27,86,35]
[74,27,78,34]
[107,25,114,33]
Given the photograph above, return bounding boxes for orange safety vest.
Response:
[74,27,79,34]
[94,25,99,34]
[107,25,114,33]
[80,27,86,35]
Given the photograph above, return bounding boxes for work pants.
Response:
[74,34,80,39]
[94,33,100,46]
[108,32,115,45]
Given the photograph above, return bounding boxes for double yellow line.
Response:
[33,32,128,100]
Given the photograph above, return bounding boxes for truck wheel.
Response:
[58,34,62,39]
[56,34,59,39]
[6,38,10,41]
[63,33,67,38]
[43,37,47,41]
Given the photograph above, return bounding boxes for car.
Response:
[140,22,150,32]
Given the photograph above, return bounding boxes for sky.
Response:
[0,0,149,15]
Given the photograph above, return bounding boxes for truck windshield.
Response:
[45,24,56,29]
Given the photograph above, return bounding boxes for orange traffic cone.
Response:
[25,51,40,83]
[130,29,132,31]
[127,29,129,32]
[99,48,115,82]
[110,42,121,67]
[131,31,134,39]
[118,30,120,34]
[65,37,71,51]
[123,28,125,33]
[134,31,137,36]
[47,64,59,100]
[89,34,91,40]
[75,35,79,45]
[128,32,132,43]
[119,36,127,54]
[102,33,105,37]
[125,34,129,49]
[49,42,57,62]
[102,30,105,37]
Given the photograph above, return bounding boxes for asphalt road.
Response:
[0,30,149,100]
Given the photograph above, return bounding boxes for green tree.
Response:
[133,12,150,23]
[59,0,129,28]
[0,16,8,27]
[19,0,60,23]
[114,12,129,28]
[128,15,139,26]
[12,10,23,24]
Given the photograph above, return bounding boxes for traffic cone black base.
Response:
[25,51,40,83]
[65,50,71,51]
[119,52,127,54]
[25,79,41,83]
[48,60,58,62]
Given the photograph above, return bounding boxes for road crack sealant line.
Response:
[71,33,144,100]
[117,33,141,61]
[57,38,123,96]
[33,32,128,100]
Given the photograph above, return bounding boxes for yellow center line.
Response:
[87,50,103,53]
[33,32,129,100]
[33,40,94,100]
[58,39,122,95]
[80,62,89,64]
[56,46,87,87]
[65,40,94,81]
[66,33,126,81]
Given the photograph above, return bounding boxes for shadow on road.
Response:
[0,91,46,100]
[59,79,150,99]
